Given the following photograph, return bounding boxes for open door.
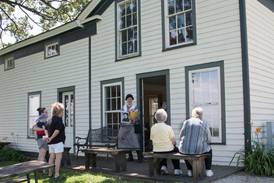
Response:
[137,71,169,152]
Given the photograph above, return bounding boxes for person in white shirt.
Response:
[150,109,182,175]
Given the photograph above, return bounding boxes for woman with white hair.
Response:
[178,107,214,177]
[150,109,182,175]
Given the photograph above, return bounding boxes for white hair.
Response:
[191,107,203,119]
[154,109,167,123]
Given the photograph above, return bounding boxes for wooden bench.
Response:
[0,160,54,183]
[147,152,208,183]
[83,147,130,172]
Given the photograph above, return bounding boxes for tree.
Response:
[0,0,91,48]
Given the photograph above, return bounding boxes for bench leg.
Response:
[34,171,38,183]
[85,152,91,170]
[148,157,154,176]
[26,174,30,183]
[91,153,97,169]
[113,154,120,172]
[120,153,127,171]
[192,160,199,183]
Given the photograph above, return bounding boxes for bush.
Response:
[245,141,274,176]
[0,147,27,162]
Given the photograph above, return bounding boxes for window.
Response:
[186,62,225,144]
[4,57,15,70]
[102,80,123,137]
[28,92,41,138]
[116,0,140,59]
[45,41,60,58]
[163,0,195,49]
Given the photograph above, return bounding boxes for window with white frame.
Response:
[102,82,123,136]
[28,92,41,137]
[45,42,60,58]
[188,65,224,143]
[4,57,15,70]
[164,0,195,48]
[116,0,140,59]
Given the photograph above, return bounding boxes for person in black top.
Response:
[32,107,48,162]
[46,102,65,179]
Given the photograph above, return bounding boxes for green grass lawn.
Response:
[0,161,146,183]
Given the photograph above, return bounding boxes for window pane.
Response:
[132,0,137,12]
[29,95,40,116]
[133,27,138,39]
[186,12,192,26]
[105,87,110,98]
[122,42,127,55]
[126,14,132,27]
[177,14,185,28]
[117,97,121,109]
[112,99,117,110]
[169,16,176,30]
[120,4,126,16]
[111,86,117,97]
[126,2,131,14]
[128,28,134,41]
[121,16,126,29]
[168,0,175,15]
[178,29,185,43]
[134,40,138,52]
[106,98,110,111]
[133,13,137,25]
[121,30,127,42]
[184,0,192,10]
[169,30,177,45]
[176,0,183,12]
[213,128,219,137]
[186,26,193,42]
[107,113,113,125]
[128,41,134,53]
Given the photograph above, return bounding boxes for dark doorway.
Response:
[137,70,169,152]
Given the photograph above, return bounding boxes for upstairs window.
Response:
[4,57,15,71]
[45,41,60,58]
[116,0,140,60]
[163,0,196,49]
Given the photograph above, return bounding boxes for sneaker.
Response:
[174,169,183,175]
[206,170,214,177]
[187,170,192,177]
[160,165,168,175]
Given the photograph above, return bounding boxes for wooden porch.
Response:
[69,155,242,183]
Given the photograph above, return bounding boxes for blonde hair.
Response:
[154,109,167,123]
[191,107,203,119]
[51,102,64,117]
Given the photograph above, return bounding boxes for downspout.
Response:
[76,20,92,145]
[239,0,251,153]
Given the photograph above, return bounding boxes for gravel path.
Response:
[212,172,274,183]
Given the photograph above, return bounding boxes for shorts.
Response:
[37,138,48,150]
[48,142,64,153]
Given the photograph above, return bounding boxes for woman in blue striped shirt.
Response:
[178,107,214,177]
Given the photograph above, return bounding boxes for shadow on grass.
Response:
[30,168,146,183]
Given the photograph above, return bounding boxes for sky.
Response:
[2,6,42,45]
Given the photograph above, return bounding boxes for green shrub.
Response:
[0,147,27,162]
[245,141,274,176]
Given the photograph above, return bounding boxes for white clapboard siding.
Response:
[0,38,90,152]
[90,0,244,165]
[246,0,274,135]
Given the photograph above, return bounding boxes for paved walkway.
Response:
[213,172,274,183]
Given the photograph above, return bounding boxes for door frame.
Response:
[57,86,76,152]
[136,69,170,151]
